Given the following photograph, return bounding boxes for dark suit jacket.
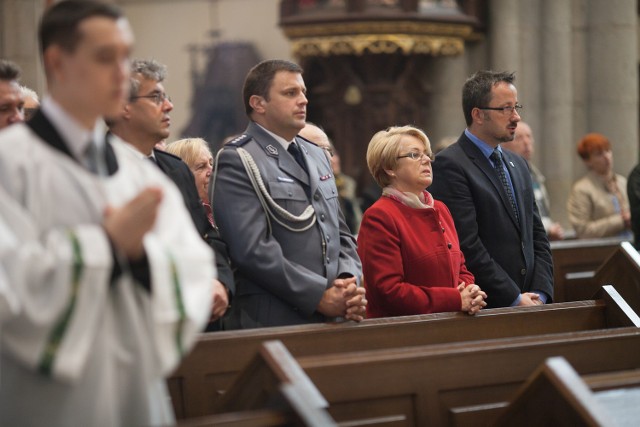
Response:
[153,149,234,297]
[429,132,553,308]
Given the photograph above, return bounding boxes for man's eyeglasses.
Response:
[477,103,523,116]
[130,92,172,106]
[397,151,434,162]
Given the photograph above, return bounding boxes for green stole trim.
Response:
[170,254,186,357]
[38,231,83,376]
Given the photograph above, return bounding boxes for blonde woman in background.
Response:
[165,138,214,225]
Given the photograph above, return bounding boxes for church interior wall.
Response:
[1,0,638,230]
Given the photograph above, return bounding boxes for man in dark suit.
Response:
[108,59,233,326]
[430,70,553,308]
[211,59,366,329]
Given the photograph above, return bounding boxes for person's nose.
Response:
[8,108,24,124]
[163,97,173,112]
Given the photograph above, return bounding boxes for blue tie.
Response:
[490,149,519,223]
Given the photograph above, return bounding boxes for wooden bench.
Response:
[551,237,628,302]
[169,286,639,419]
[176,356,337,427]
[219,326,640,427]
[494,357,640,426]
[593,241,640,315]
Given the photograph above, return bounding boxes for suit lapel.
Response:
[459,135,520,230]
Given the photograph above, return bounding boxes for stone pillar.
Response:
[423,53,468,143]
[488,0,520,70]
[540,0,574,226]
[0,0,46,96]
[587,0,638,175]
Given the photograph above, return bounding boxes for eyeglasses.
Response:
[478,103,523,116]
[397,151,434,162]
[320,146,334,157]
[130,92,172,106]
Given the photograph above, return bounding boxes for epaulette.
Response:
[226,134,252,147]
[296,134,319,147]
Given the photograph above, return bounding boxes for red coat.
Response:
[357,196,475,317]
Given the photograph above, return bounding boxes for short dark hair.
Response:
[129,59,167,98]
[462,70,516,126]
[0,59,21,81]
[39,0,123,56]
[242,59,303,116]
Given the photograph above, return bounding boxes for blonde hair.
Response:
[366,125,431,188]
[165,138,211,169]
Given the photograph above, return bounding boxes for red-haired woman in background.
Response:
[568,133,632,239]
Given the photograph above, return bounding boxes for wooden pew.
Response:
[169,286,639,419]
[176,360,337,427]
[218,326,640,427]
[494,357,640,426]
[551,237,627,302]
[593,241,640,315]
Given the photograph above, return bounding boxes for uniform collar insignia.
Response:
[266,144,278,156]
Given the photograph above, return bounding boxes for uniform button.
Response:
[288,191,293,197]
[320,214,326,221]
[326,235,331,242]
[314,194,320,201]
[332,189,335,194]
[447,242,452,249]
[520,269,526,276]
[326,257,330,263]
[441,227,445,233]
[521,242,525,249]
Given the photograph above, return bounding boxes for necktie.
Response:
[490,149,519,223]
[288,142,307,174]
[85,140,106,176]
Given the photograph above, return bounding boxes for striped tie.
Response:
[490,149,519,223]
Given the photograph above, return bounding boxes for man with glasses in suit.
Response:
[108,58,233,329]
[430,70,553,309]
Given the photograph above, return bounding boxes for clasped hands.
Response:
[317,276,367,322]
[458,282,487,315]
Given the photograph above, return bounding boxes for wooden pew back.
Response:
[594,241,640,315]
[219,327,640,426]
[170,286,639,419]
[551,237,626,302]
[494,357,640,426]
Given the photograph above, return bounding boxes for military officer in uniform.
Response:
[211,59,366,329]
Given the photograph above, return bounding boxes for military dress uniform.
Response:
[211,122,361,329]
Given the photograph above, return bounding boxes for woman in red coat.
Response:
[358,126,487,318]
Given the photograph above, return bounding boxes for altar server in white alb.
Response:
[0,1,214,426]
[0,188,22,324]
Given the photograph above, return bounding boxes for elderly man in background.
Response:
[20,85,40,120]
[299,122,363,234]
[503,121,564,240]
